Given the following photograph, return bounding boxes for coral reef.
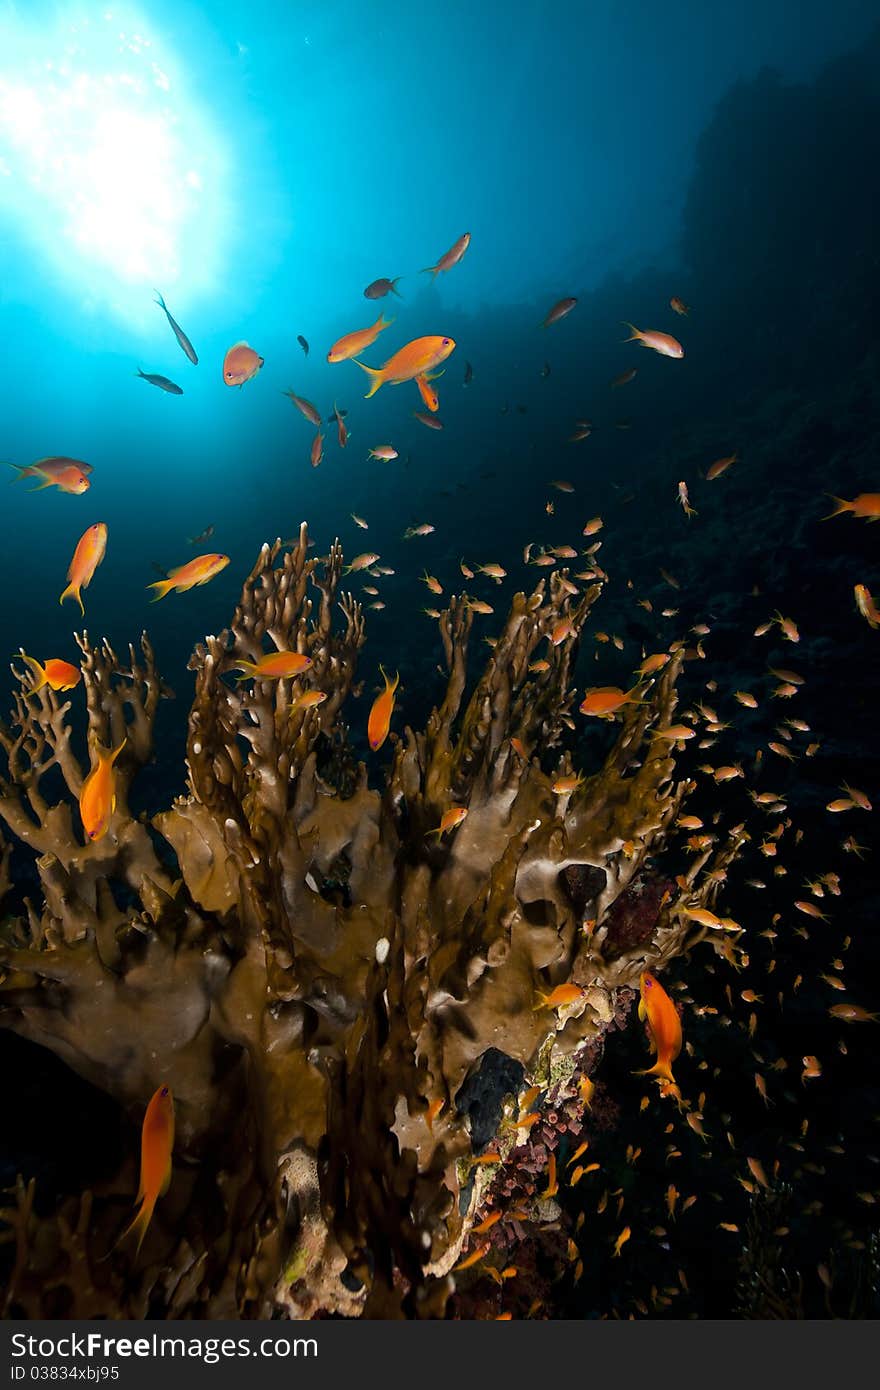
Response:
[0,525,740,1319]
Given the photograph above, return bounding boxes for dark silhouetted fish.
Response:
[541,362,551,377]
[364,277,402,299]
[325,408,348,423]
[414,411,444,430]
[153,290,198,364]
[137,368,183,394]
[463,361,473,386]
[297,335,309,356]
[188,525,215,546]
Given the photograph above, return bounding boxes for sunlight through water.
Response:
[0,4,228,321]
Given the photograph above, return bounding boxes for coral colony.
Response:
[0,523,746,1318]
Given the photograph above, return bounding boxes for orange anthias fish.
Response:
[354,336,456,398]
[223,341,264,386]
[541,297,577,328]
[9,457,91,494]
[579,685,640,719]
[60,522,108,615]
[416,371,443,412]
[706,453,738,480]
[79,737,126,842]
[147,553,230,601]
[117,1085,175,1255]
[669,296,690,316]
[623,323,684,359]
[368,666,399,751]
[311,430,324,468]
[232,651,313,681]
[854,584,880,629]
[327,313,394,364]
[427,806,469,839]
[20,654,81,692]
[635,971,683,1086]
[422,232,470,278]
[823,493,880,521]
[533,983,586,1012]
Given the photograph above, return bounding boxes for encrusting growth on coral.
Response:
[0,523,744,1318]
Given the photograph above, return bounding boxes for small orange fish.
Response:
[422,232,470,278]
[332,404,348,448]
[368,444,398,461]
[356,336,456,398]
[79,737,126,842]
[453,1241,490,1272]
[823,493,880,521]
[612,1226,632,1257]
[669,296,690,316]
[471,1211,503,1235]
[579,685,640,718]
[147,553,230,601]
[677,480,697,518]
[541,297,577,328]
[415,370,443,413]
[116,1085,174,1256]
[854,584,880,629]
[60,522,108,616]
[291,689,327,711]
[282,389,322,426]
[533,983,585,1012]
[706,453,737,480]
[635,972,682,1086]
[327,313,394,364]
[552,773,584,795]
[425,1098,445,1133]
[10,458,91,494]
[19,654,81,692]
[232,651,312,681]
[310,430,324,468]
[829,1003,878,1023]
[368,666,399,751]
[624,323,684,358]
[427,806,469,839]
[222,341,263,386]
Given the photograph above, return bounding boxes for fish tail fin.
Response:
[232,662,257,681]
[531,994,548,1011]
[20,654,47,691]
[390,277,403,297]
[7,462,28,482]
[153,289,166,309]
[420,264,440,278]
[117,1194,157,1257]
[59,583,84,617]
[634,1059,676,1085]
[109,737,127,766]
[621,322,641,342]
[822,495,851,520]
[146,578,173,602]
[354,361,384,398]
[378,313,395,330]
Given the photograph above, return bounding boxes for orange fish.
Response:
[823,493,880,521]
[79,737,126,842]
[854,584,879,629]
[427,806,469,838]
[635,971,682,1086]
[117,1085,175,1255]
[9,457,91,494]
[541,297,577,328]
[222,341,264,386]
[368,666,399,751]
[422,232,470,278]
[311,430,324,468]
[327,313,394,364]
[623,324,684,358]
[829,1003,878,1023]
[19,654,81,692]
[333,404,348,448]
[579,685,640,718]
[60,522,108,615]
[354,336,456,399]
[415,370,443,412]
[232,651,312,681]
[706,453,737,480]
[147,553,230,601]
[533,983,585,1012]
[669,296,690,316]
[367,444,398,461]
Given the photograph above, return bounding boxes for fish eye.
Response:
[442,338,449,346]
[160,1085,169,1096]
